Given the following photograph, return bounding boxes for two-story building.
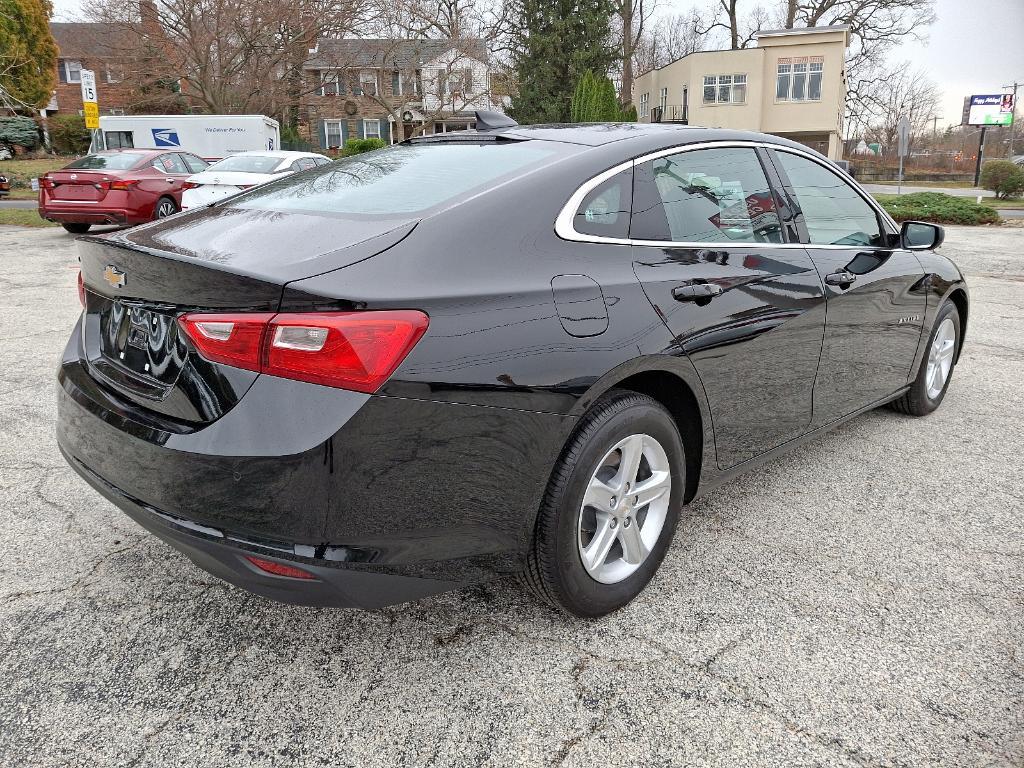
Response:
[301,38,498,148]
[49,22,140,118]
[634,26,849,159]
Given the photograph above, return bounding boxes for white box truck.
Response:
[92,115,280,160]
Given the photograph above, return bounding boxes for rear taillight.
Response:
[77,270,86,306]
[244,555,317,580]
[107,179,139,191]
[236,184,255,190]
[181,181,201,190]
[39,175,54,189]
[177,310,429,393]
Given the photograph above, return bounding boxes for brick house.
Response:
[301,38,501,149]
[48,23,139,117]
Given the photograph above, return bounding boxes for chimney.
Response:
[139,1,160,37]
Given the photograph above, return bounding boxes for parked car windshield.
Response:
[231,142,563,216]
[207,155,284,174]
[64,153,147,170]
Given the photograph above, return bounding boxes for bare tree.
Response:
[82,0,363,116]
[695,0,770,50]
[634,11,704,74]
[859,63,940,153]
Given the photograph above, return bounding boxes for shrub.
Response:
[341,137,386,156]
[0,116,39,149]
[49,114,91,155]
[875,192,1000,225]
[980,159,1024,200]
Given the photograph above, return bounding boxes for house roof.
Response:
[50,22,138,59]
[305,38,487,70]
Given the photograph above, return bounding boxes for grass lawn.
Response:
[0,157,75,192]
[4,188,38,200]
[982,197,1024,209]
[0,209,56,227]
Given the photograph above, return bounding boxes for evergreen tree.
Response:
[509,0,617,124]
[0,0,58,111]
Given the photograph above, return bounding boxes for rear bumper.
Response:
[62,446,465,608]
[56,316,576,606]
[40,206,130,225]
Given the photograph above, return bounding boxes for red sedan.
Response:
[38,149,208,233]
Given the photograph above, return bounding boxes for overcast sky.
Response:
[51,0,1024,129]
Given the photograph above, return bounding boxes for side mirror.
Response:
[901,220,944,251]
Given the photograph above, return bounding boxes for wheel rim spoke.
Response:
[617,520,648,565]
[615,435,645,491]
[632,470,670,508]
[583,476,617,513]
[581,514,618,573]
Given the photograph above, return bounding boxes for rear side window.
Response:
[155,153,189,174]
[233,142,561,216]
[772,150,884,247]
[630,147,783,244]
[573,169,632,239]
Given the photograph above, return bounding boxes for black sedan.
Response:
[57,114,967,617]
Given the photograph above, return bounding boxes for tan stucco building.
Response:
[634,26,849,159]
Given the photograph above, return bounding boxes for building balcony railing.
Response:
[649,105,688,124]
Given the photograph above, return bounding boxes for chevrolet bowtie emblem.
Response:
[103,265,126,288]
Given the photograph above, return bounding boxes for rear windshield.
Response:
[207,155,283,174]
[65,153,146,170]
[231,141,562,216]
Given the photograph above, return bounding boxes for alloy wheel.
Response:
[926,317,956,400]
[577,433,672,584]
[156,200,176,218]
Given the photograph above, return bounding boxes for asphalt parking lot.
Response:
[1,223,1021,767]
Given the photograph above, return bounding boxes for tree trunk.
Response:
[620,0,634,106]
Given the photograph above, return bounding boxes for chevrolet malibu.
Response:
[58,114,968,617]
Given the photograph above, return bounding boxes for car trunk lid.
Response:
[46,170,113,202]
[77,208,417,424]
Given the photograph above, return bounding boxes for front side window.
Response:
[777,57,823,101]
[573,168,632,239]
[631,147,783,244]
[180,153,208,173]
[703,74,746,104]
[773,150,884,246]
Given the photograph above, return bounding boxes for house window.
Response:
[105,64,123,83]
[359,70,377,97]
[777,57,823,101]
[682,86,688,120]
[639,93,649,118]
[363,119,381,139]
[441,69,472,101]
[63,59,82,83]
[324,120,344,148]
[659,87,668,112]
[703,74,746,104]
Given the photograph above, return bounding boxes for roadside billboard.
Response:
[965,94,1015,127]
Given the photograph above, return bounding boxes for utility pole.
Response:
[1003,80,1020,156]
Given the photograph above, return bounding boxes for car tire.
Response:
[155,197,177,219]
[890,300,961,417]
[523,390,685,618]
[61,223,91,234]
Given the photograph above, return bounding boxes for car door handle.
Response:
[825,271,857,287]
[672,283,723,302]
[167,178,175,183]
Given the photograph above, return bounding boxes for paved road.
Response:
[0,198,37,209]
[0,225,1021,767]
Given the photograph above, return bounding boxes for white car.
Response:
[181,151,331,209]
